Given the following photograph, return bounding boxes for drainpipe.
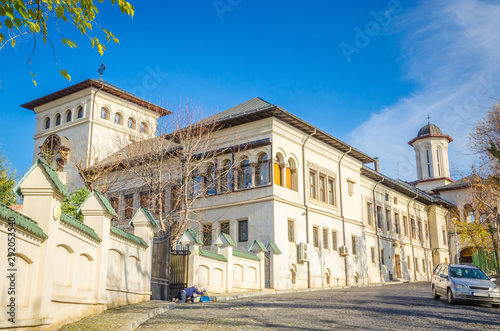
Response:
[407,192,419,281]
[302,128,316,288]
[372,177,384,283]
[87,83,104,168]
[338,147,352,286]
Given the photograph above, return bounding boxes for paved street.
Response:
[137,282,500,330]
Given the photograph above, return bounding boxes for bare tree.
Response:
[107,100,242,242]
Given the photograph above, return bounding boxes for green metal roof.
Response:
[185,228,203,245]
[14,159,69,197]
[77,190,118,217]
[233,249,260,261]
[250,240,266,252]
[60,212,101,242]
[110,225,148,247]
[220,232,236,246]
[0,202,48,239]
[199,248,227,262]
[129,206,159,228]
[267,243,282,255]
[94,190,118,217]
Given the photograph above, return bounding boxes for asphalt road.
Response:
[137,282,500,330]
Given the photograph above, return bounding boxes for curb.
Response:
[116,303,175,331]
[210,280,416,302]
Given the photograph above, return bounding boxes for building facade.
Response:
[22,80,454,291]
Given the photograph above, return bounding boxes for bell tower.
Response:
[408,121,453,191]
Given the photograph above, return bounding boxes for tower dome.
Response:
[417,123,443,137]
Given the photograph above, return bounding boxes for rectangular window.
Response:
[351,235,357,255]
[422,259,426,273]
[288,220,295,242]
[140,191,150,208]
[319,174,326,202]
[328,178,335,205]
[238,220,248,242]
[367,202,373,226]
[371,247,375,263]
[418,221,423,242]
[394,213,400,234]
[377,206,383,229]
[171,185,181,211]
[56,158,64,172]
[323,229,329,249]
[332,231,338,251]
[202,223,212,246]
[411,218,416,239]
[403,216,408,237]
[109,197,119,214]
[220,221,230,235]
[381,249,385,265]
[309,171,317,199]
[124,194,134,219]
[408,256,411,270]
[425,222,429,241]
[386,209,391,232]
[442,228,447,245]
[313,226,319,247]
[415,258,419,272]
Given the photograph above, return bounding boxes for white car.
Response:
[431,264,500,308]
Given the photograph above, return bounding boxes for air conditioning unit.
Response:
[298,242,308,263]
[339,246,349,256]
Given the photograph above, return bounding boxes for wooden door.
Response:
[395,254,402,279]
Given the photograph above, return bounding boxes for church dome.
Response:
[417,123,443,137]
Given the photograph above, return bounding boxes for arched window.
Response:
[220,160,233,193]
[66,110,72,123]
[426,150,431,177]
[100,107,109,120]
[127,118,136,129]
[114,113,123,125]
[140,122,148,133]
[77,106,84,118]
[206,163,216,195]
[55,114,61,126]
[436,147,442,177]
[274,153,284,186]
[238,157,252,189]
[44,118,50,129]
[192,168,204,198]
[255,153,269,186]
[286,158,297,190]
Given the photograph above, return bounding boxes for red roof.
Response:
[9,205,23,212]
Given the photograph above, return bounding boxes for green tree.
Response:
[0,147,16,206]
[62,187,89,222]
[0,0,134,84]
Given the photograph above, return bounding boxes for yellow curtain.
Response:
[286,168,292,189]
[274,163,281,185]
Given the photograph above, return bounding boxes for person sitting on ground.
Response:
[173,285,206,303]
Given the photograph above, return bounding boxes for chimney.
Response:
[374,157,379,172]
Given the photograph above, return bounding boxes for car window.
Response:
[442,266,449,276]
[433,264,441,274]
[450,267,489,280]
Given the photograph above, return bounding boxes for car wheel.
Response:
[432,286,440,300]
[447,288,455,305]
[492,304,500,309]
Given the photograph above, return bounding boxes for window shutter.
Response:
[274,163,281,185]
[286,168,292,189]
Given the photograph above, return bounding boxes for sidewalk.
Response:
[59,281,412,330]
[57,301,175,331]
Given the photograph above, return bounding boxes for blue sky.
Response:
[0,0,498,181]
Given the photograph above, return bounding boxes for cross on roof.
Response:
[427,114,431,124]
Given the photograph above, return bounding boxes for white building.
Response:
[21,80,454,291]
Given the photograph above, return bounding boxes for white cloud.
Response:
[350,0,500,181]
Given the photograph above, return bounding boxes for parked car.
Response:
[431,264,500,308]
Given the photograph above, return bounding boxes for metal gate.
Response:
[151,231,171,300]
[264,252,271,289]
[169,245,190,300]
